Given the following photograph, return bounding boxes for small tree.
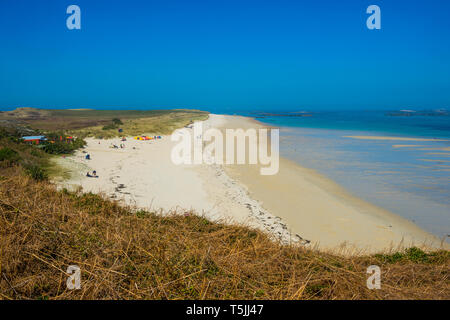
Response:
[0,147,21,166]
[112,118,123,126]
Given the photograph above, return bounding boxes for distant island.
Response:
[386,109,449,117]
[249,111,313,118]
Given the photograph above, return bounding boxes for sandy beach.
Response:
[55,114,447,254]
[344,136,450,142]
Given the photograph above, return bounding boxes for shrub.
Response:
[0,128,9,139]
[41,137,86,155]
[405,247,429,263]
[42,143,72,154]
[375,247,440,264]
[30,149,43,158]
[112,118,123,126]
[102,124,117,130]
[102,118,123,130]
[24,164,48,181]
[0,147,21,165]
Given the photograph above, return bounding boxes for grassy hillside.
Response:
[0,108,209,138]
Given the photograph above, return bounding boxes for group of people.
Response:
[84,153,97,177]
[110,143,126,149]
[85,138,128,178]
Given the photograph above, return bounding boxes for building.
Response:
[21,135,47,144]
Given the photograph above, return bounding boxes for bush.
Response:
[30,149,43,158]
[102,118,123,130]
[0,128,9,139]
[0,147,21,165]
[24,164,48,181]
[405,247,429,263]
[375,247,440,264]
[112,118,123,126]
[102,124,117,130]
[41,137,86,155]
[42,143,72,154]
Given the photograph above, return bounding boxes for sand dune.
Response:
[392,144,426,148]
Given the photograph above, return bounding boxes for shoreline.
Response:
[54,114,448,254]
[218,115,447,253]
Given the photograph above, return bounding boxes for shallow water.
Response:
[245,111,450,241]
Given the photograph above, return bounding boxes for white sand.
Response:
[55,114,448,254]
[344,135,449,142]
[392,144,426,148]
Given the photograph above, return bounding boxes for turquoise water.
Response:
[242,110,450,241]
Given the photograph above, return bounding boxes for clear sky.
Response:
[0,0,449,112]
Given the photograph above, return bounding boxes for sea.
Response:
[236,109,450,242]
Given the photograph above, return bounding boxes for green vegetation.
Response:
[0,128,82,181]
[112,118,123,126]
[41,134,86,155]
[23,163,48,181]
[102,118,124,130]
[0,147,21,165]
[0,133,49,181]
[0,128,9,139]
[102,124,117,130]
[375,247,448,264]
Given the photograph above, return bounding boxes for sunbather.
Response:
[86,171,98,178]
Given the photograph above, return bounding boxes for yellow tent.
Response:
[134,136,152,141]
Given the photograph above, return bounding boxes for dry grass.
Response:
[0,166,448,300]
[73,112,209,139]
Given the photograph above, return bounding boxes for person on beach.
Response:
[87,170,98,178]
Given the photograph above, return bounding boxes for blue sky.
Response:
[0,0,449,112]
